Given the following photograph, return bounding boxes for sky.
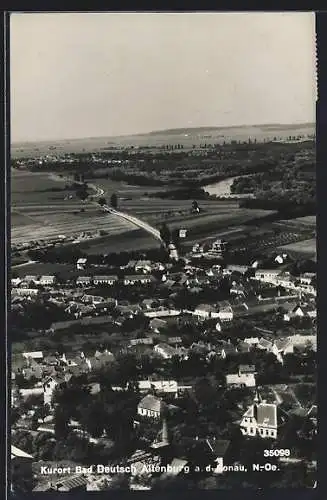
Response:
[10,12,316,143]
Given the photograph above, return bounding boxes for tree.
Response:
[192,200,200,213]
[110,193,118,209]
[172,228,181,250]
[98,197,107,207]
[160,223,171,246]
[54,407,70,439]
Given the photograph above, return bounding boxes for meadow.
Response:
[11,170,154,248]
[277,238,316,260]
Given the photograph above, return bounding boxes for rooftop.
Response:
[138,394,163,412]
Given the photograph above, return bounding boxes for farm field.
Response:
[11,208,137,245]
[79,228,161,255]
[277,238,316,260]
[11,170,158,248]
[274,216,316,231]
[12,262,76,278]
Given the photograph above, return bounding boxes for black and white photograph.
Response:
[10,12,317,491]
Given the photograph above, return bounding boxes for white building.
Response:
[154,343,177,359]
[43,375,65,406]
[137,394,163,419]
[76,258,87,270]
[93,275,118,286]
[39,275,56,286]
[226,365,256,387]
[194,304,220,319]
[76,276,92,286]
[240,402,279,439]
[124,275,152,286]
[138,380,178,396]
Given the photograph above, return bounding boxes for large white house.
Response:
[226,365,256,388]
[137,394,163,419]
[240,402,279,439]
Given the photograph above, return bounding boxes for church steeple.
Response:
[254,389,261,404]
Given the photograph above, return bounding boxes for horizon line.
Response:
[11,120,316,146]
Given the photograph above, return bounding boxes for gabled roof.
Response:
[239,364,256,374]
[206,439,230,457]
[256,403,277,428]
[274,338,292,351]
[244,403,278,428]
[56,475,88,491]
[11,445,33,460]
[138,394,162,412]
[258,338,273,349]
[22,351,43,359]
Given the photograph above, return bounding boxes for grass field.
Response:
[12,169,277,251]
[278,238,316,260]
[12,262,76,278]
[11,170,158,249]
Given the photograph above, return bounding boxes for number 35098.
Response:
[264,449,290,457]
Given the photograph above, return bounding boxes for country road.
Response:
[50,172,162,243]
[102,205,161,241]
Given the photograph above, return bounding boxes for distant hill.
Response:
[11,122,315,158]
[144,123,315,137]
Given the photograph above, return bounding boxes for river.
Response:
[203,176,252,198]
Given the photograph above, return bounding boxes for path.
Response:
[50,172,162,243]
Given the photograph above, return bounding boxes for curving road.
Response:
[102,205,162,241]
[50,173,162,244]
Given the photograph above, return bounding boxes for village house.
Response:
[76,276,92,286]
[43,374,68,406]
[124,274,153,286]
[81,293,105,304]
[216,301,234,322]
[76,257,87,270]
[289,334,317,352]
[138,380,178,396]
[256,338,274,352]
[135,260,153,273]
[167,336,183,345]
[34,476,89,492]
[137,394,164,419]
[22,351,43,362]
[232,303,249,318]
[220,343,238,359]
[205,439,231,474]
[240,401,280,439]
[130,337,154,346]
[12,287,40,297]
[150,317,168,332]
[93,275,118,286]
[271,338,294,363]
[23,275,40,284]
[85,350,115,371]
[39,275,57,286]
[283,303,316,321]
[194,304,220,319]
[154,343,177,359]
[226,365,256,387]
[253,269,282,285]
[224,264,249,275]
[299,272,315,285]
[230,282,245,297]
[11,277,22,287]
[22,364,43,380]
